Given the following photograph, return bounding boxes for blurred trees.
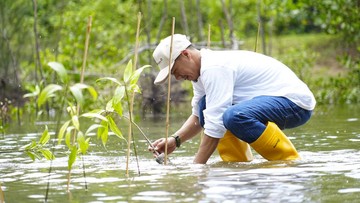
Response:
[0,0,359,107]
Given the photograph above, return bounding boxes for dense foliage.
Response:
[0,0,359,115]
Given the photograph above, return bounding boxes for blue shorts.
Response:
[198,95,312,143]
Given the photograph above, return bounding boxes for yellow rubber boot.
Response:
[217,130,253,162]
[250,122,300,161]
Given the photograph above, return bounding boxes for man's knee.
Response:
[223,107,249,131]
[223,107,261,143]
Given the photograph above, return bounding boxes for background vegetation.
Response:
[0,0,359,120]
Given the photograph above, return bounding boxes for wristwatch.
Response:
[171,134,181,148]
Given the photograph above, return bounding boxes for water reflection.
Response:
[0,105,360,202]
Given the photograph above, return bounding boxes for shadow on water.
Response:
[0,104,360,202]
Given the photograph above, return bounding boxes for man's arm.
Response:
[193,134,219,164]
[149,114,202,156]
[174,114,203,143]
[177,115,219,164]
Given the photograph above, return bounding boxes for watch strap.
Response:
[170,134,181,148]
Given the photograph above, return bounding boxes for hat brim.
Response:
[154,61,175,85]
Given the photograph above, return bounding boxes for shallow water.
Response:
[1,105,360,203]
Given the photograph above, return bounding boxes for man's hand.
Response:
[148,137,177,158]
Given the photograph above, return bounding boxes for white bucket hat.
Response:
[153,34,191,85]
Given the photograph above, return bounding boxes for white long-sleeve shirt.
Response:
[191,49,316,139]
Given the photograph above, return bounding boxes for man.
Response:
[149,34,316,164]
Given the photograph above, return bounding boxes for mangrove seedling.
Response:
[96,60,150,175]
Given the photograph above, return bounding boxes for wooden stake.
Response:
[68,15,92,192]
[164,17,176,165]
[126,12,142,176]
[0,182,4,203]
[80,16,92,84]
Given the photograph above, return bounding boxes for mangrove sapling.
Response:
[21,125,55,161]
[96,60,151,174]
[23,61,99,192]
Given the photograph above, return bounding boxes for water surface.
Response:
[1,105,359,202]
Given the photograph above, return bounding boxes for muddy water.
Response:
[0,105,359,202]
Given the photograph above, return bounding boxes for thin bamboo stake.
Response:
[0,182,4,203]
[164,17,176,165]
[80,16,92,84]
[67,16,92,192]
[126,12,142,177]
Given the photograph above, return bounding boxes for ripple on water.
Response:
[338,188,360,193]
[132,191,172,202]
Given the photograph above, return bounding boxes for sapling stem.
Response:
[67,15,92,192]
[123,116,164,164]
[125,12,142,176]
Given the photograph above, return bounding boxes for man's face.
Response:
[171,50,199,82]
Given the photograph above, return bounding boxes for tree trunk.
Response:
[179,0,189,36]
[220,0,238,50]
[257,0,267,55]
[32,0,45,83]
[196,0,204,41]
[155,0,168,42]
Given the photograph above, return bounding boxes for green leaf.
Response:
[112,86,125,116]
[89,109,106,114]
[123,60,133,83]
[96,77,122,86]
[71,115,80,131]
[108,116,124,140]
[70,83,98,102]
[23,85,40,98]
[58,120,71,145]
[80,112,108,122]
[97,120,108,139]
[85,124,102,135]
[26,151,36,161]
[97,119,109,146]
[23,140,37,150]
[113,99,123,116]
[40,149,55,160]
[86,85,98,101]
[113,86,125,104]
[129,84,141,94]
[70,84,84,105]
[65,127,74,149]
[68,147,77,170]
[77,132,89,155]
[101,127,108,146]
[130,65,151,86]
[38,84,63,107]
[48,62,68,84]
[67,105,77,116]
[106,99,114,112]
[39,126,50,145]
